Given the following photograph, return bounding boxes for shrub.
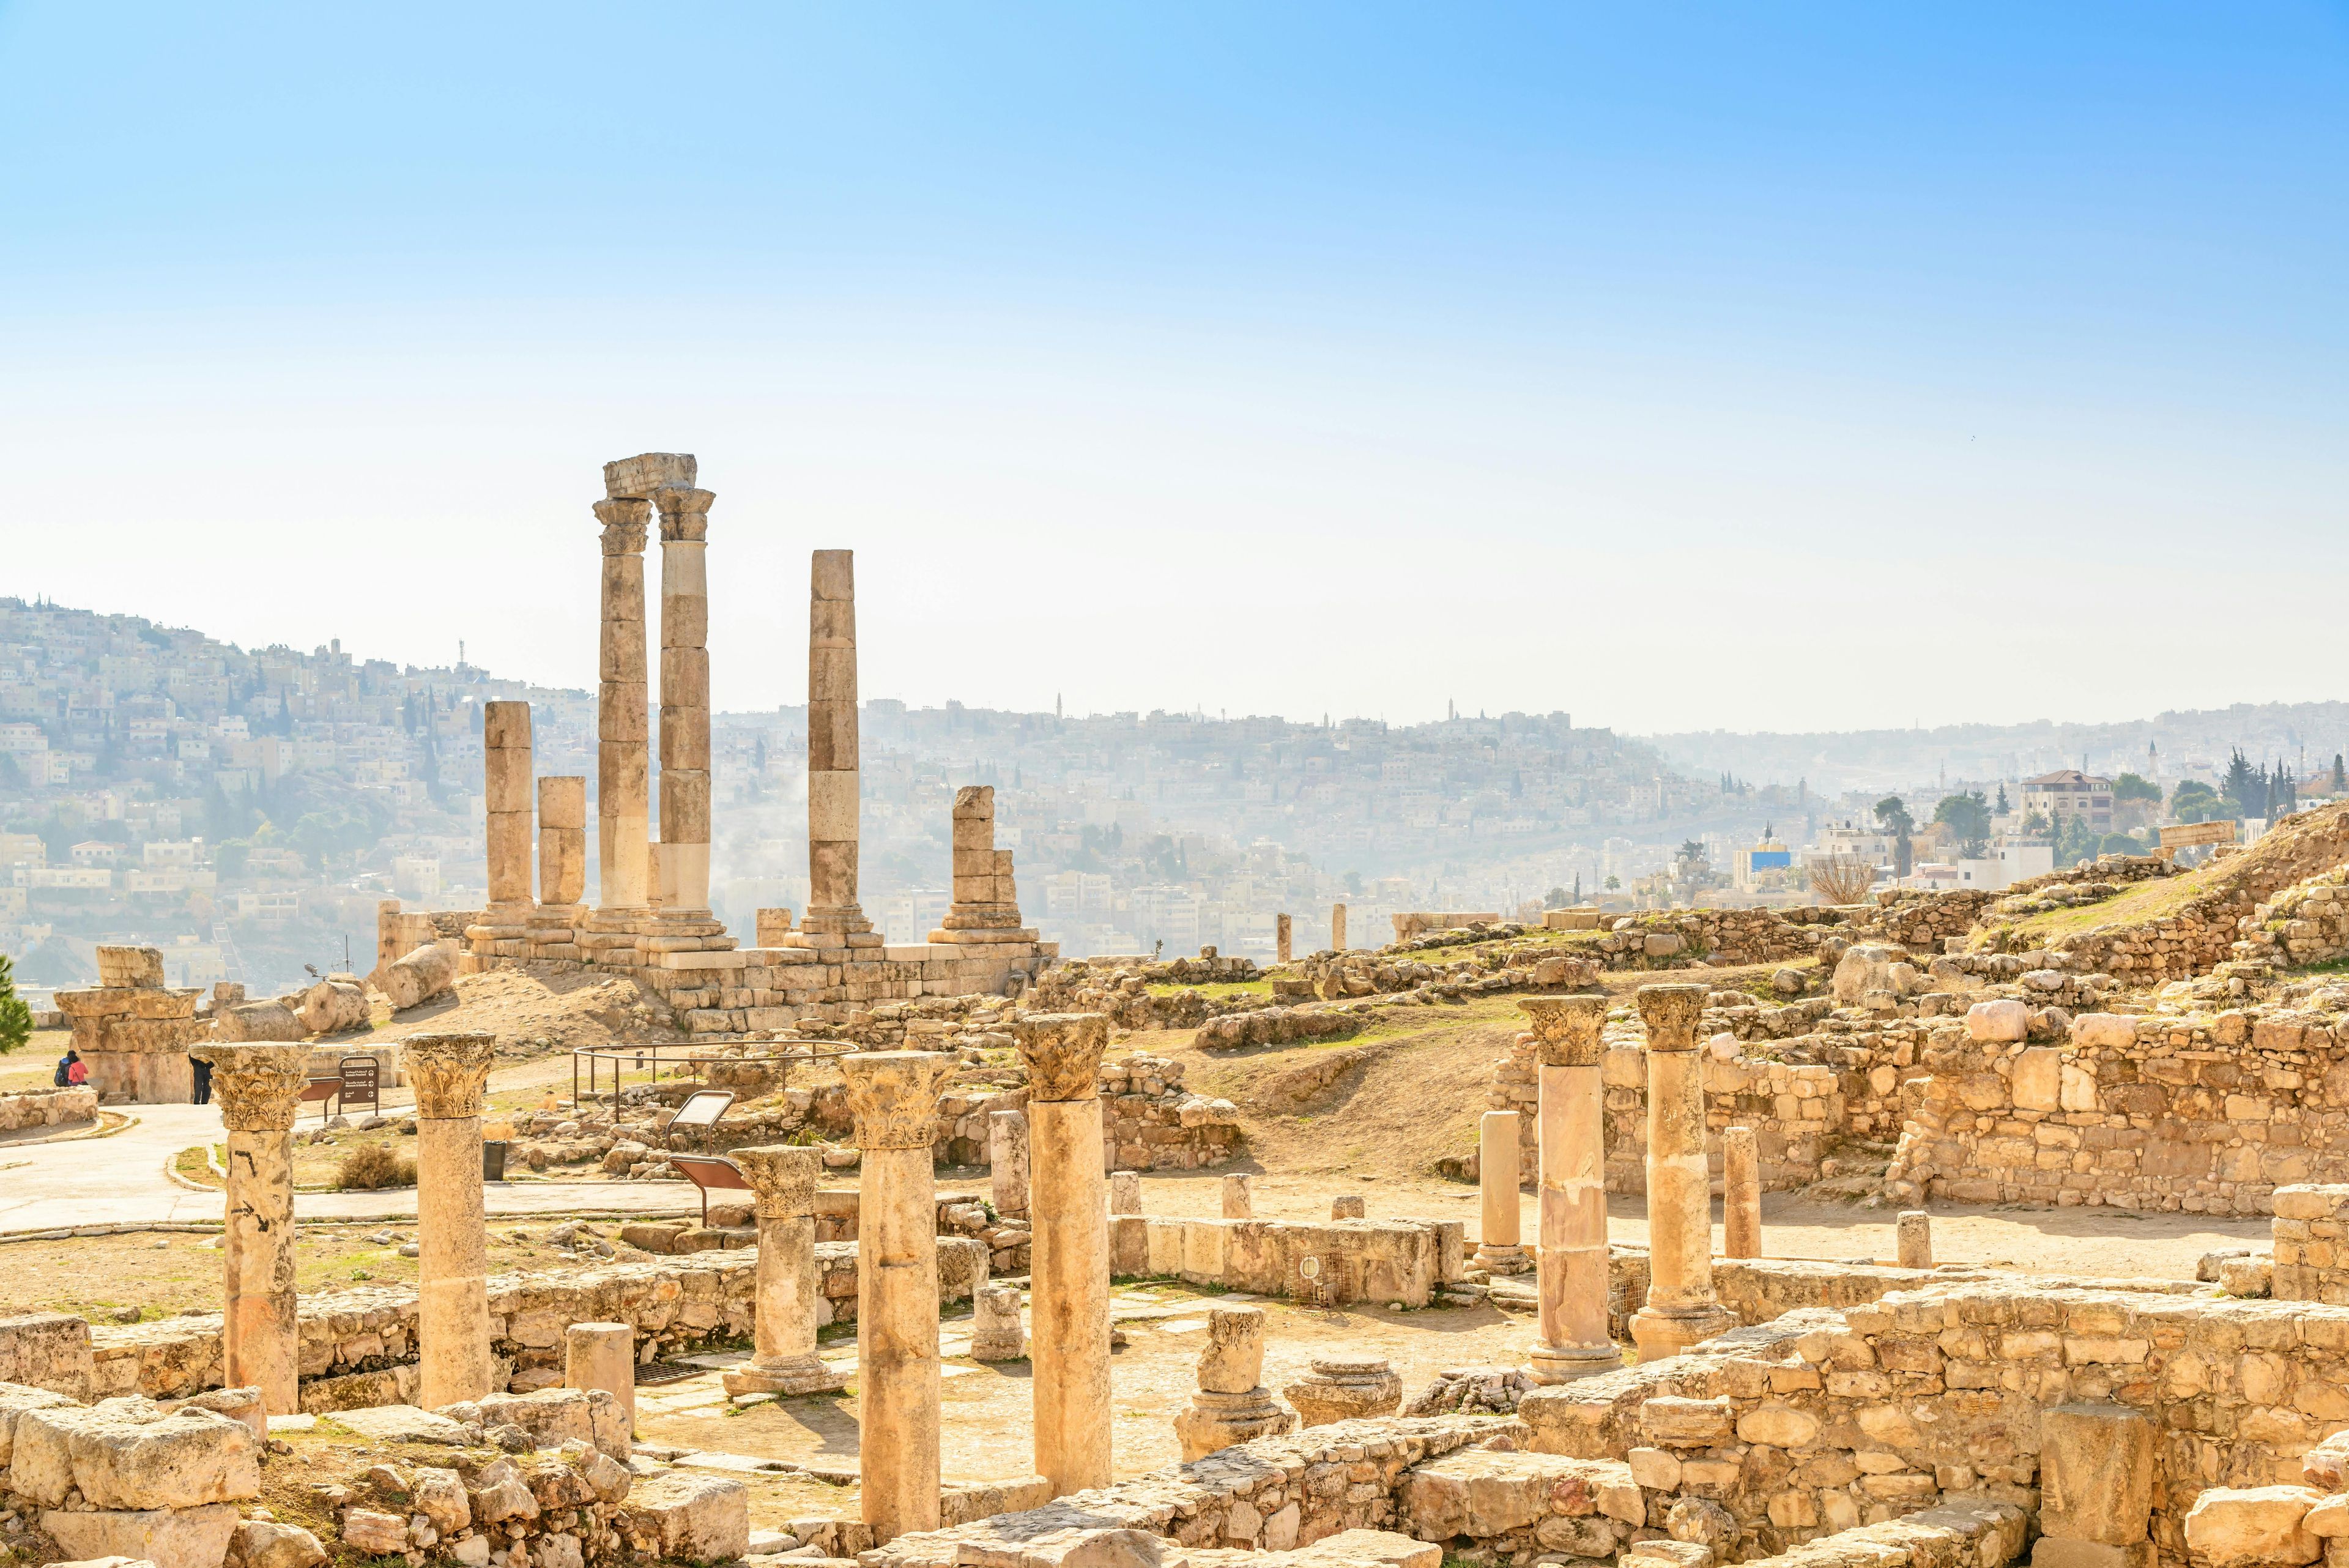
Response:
[0,953,31,1056]
[336,1143,416,1190]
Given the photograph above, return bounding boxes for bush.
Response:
[0,953,31,1056]
[336,1143,416,1191]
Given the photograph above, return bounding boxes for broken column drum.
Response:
[1475,1110,1527,1273]
[988,1108,1030,1219]
[1015,1013,1113,1497]
[483,701,533,908]
[1629,984,1740,1361]
[193,1041,311,1415]
[592,494,653,911]
[843,1051,954,1541]
[1174,1305,1294,1462]
[724,1145,844,1397]
[407,1031,499,1407]
[1276,913,1293,963]
[1723,1126,1762,1261]
[803,549,869,937]
[654,483,715,914]
[1519,995,1622,1381]
[538,776,587,907]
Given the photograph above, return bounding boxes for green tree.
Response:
[1603,874,1620,891]
[2221,749,2265,819]
[2113,773,2162,805]
[2334,754,2346,793]
[1932,791,1991,858]
[1543,885,1570,907]
[2054,813,2104,868]
[0,953,31,1055]
[1874,797,1915,876]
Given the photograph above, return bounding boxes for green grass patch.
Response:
[1145,979,1273,1000]
[1989,863,2224,948]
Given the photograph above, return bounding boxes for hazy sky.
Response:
[2,4,2343,735]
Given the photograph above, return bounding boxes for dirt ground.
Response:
[631,1280,1540,1527]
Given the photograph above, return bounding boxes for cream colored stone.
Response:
[2183,1486,2322,1567]
[406,1033,495,1408]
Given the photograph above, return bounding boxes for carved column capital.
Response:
[191,1042,312,1132]
[653,486,713,543]
[594,497,651,555]
[1014,1013,1108,1102]
[842,1051,951,1150]
[732,1145,822,1219]
[1518,994,1609,1067]
[1635,984,1709,1052]
[403,1032,497,1118]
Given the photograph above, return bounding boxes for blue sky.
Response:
[2,4,2343,732]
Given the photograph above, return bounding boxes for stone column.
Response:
[538,777,587,905]
[565,1323,636,1435]
[407,1032,497,1406]
[1629,985,1738,1360]
[1723,1126,1762,1260]
[723,1145,846,1396]
[1276,913,1292,962]
[935,786,1025,939]
[1173,1306,1294,1461]
[1520,996,1619,1382]
[843,1051,953,1542]
[1332,904,1346,951]
[1897,1211,1932,1270]
[1109,1171,1142,1214]
[193,1041,310,1414]
[970,1282,1026,1361]
[1221,1173,1253,1219]
[1475,1110,1527,1273]
[593,494,653,912]
[988,1109,1030,1219]
[483,701,533,907]
[654,485,714,915]
[1015,1014,1112,1498]
[804,549,869,937]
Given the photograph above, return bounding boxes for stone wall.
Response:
[1521,1281,2349,1566]
[76,1244,985,1407]
[0,1085,98,1133]
[1116,1215,1463,1307]
[1884,1002,2349,1215]
[2271,1183,2349,1304]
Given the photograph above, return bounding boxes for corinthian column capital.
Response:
[594,497,651,555]
[192,1042,312,1132]
[1518,994,1608,1068]
[404,1032,497,1118]
[653,486,714,543]
[842,1052,951,1150]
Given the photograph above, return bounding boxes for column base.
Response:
[721,1356,846,1397]
[1174,1388,1296,1462]
[1474,1243,1532,1275]
[1629,1302,1741,1362]
[1527,1340,1625,1383]
[969,1327,1028,1362]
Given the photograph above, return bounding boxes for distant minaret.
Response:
[1055,692,1062,719]
[2148,741,2159,780]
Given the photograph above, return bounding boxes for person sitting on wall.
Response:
[54,1049,86,1087]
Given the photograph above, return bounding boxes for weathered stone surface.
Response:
[620,1470,749,1562]
[2183,1485,2322,1567]
[2041,1403,2154,1546]
[45,1503,237,1568]
[322,1405,469,1446]
[227,1518,327,1568]
[12,1398,258,1509]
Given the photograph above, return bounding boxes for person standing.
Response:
[191,1053,213,1105]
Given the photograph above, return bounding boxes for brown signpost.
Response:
[2159,820,2238,861]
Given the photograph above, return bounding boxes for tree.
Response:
[2171,780,2224,823]
[0,953,31,1055]
[2113,773,2162,805]
[1932,791,1991,858]
[1874,796,1915,876]
[1603,874,1621,891]
[1807,853,1878,905]
[1994,782,2009,814]
[2335,754,2347,793]
[1543,885,1570,908]
[2221,749,2265,819]
[1677,839,1705,866]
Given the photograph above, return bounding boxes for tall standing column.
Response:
[843,1052,952,1542]
[1474,1110,1527,1273]
[1276,913,1293,962]
[193,1041,310,1414]
[483,702,533,908]
[1518,997,1620,1383]
[723,1145,847,1397]
[804,549,869,937]
[1015,1013,1112,1497]
[654,485,715,915]
[1723,1126,1762,1260]
[593,496,653,912]
[1332,903,1347,951]
[407,1031,498,1406]
[1629,985,1739,1361]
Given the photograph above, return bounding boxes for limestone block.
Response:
[0,1381,80,1462]
[2183,1486,2323,1567]
[338,1509,408,1555]
[1968,1000,2030,1043]
[97,947,167,989]
[1832,944,1906,1006]
[229,1518,328,1568]
[212,1002,306,1044]
[297,981,367,1038]
[2041,1403,2154,1545]
[410,1468,471,1534]
[378,945,457,1012]
[1197,1306,1266,1394]
[1638,1396,1734,1447]
[2071,1013,2137,1050]
[12,1400,259,1509]
[46,1503,237,1568]
[620,1471,749,1562]
[0,1319,95,1402]
[2013,1048,2063,1112]
[2030,1543,2153,1568]
[1282,1356,1400,1425]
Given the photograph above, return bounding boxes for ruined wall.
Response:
[1524,1282,2349,1565]
[1885,1005,2349,1215]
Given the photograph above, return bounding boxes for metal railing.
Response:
[570,1039,856,1124]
